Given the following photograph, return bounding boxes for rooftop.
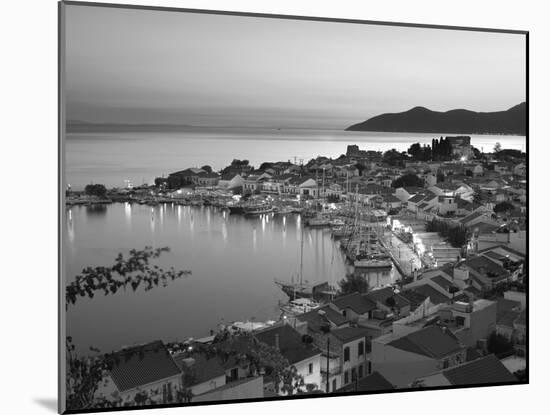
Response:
[330,327,371,344]
[338,371,394,393]
[442,354,517,385]
[463,256,509,279]
[412,285,450,305]
[173,353,226,385]
[254,324,321,365]
[108,341,182,393]
[296,305,348,332]
[332,293,377,315]
[388,326,463,359]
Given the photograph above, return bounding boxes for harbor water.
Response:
[65,203,399,353]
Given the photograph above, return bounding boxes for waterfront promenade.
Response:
[379,231,422,280]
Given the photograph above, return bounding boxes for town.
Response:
[67,135,527,407]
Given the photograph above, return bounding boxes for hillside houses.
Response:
[371,325,467,388]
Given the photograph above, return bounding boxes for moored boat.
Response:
[280,298,321,316]
[354,253,393,269]
[243,204,274,215]
[305,216,331,227]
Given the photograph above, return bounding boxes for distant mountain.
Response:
[345,103,526,135]
[66,121,195,133]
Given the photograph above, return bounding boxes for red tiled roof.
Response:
[442,354,517,385]
[108,341,181,392]
[389,326,462,359]
[338,371,394,392]
[330,327,370,343]
[332,293,377,315]
[296,305,348,332]
[254,324,321,365]
[173,353,226,385]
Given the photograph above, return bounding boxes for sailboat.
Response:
[347,191,392,269]
[274,225,335,302]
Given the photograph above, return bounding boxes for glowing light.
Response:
[460,156,467,162]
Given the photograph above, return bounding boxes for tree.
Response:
[259,162,273,171]
[154,177,168,187]
[338,273,369,295]
[66,246,191,307]
[391,173,424,188]
[487,332,514,356]
[65,247,192,410]
[200,165,213,173]
[494,201,515,214]
[494,142,502,153]
[425,218,468,248]
[382,148,408,167]
[85,184,107,198]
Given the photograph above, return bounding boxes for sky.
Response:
[64,4,526,129]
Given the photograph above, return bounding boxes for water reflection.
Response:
[66,204,395,353]
[85,204,107,215]
[222,221,228,243]
[124,202,132,227]
[67,208,75,243]
[252,227,257,252]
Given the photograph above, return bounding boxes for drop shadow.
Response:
[34,398,57,413]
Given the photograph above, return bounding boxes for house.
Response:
[364,287,412,318]
[195,172,220,187]
[459,210,496,228]
[439,299,497,347]
[328,293,377,322]
[460,256,512,292]
[243,173,272,193]
[407,191,438,213]
[404,266,459,300]
[296,305,350,334]
[463,163,484,177]
[437,195,458,216]
[95,341,183,405]
[331,327,372,391]
[394,186,423,203]
[371,325,466,388]
[380,194,402,212]
[167,168,206,189]
[413,354,516,387]
[316,326,372,393]
[283,176,318,197]
[479,246,525,279]
[254,324,322,394]
[217,173,245,191]
[495,296,526,350]
[173,353,227,397]
[423,173,438,187]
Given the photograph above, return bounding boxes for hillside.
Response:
[345,103,526,135]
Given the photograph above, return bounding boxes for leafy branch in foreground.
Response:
[66,246,191,307]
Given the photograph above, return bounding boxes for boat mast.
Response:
[300,225,304,286]
[355,185,360,257]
